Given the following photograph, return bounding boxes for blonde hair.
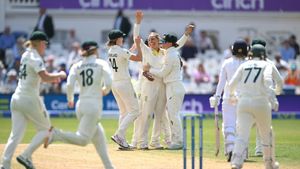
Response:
[81,48,98,57]
[24,40,41,49]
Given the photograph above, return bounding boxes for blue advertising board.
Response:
[1,93,300,118]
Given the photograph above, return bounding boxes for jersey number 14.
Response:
[109,58,118,72]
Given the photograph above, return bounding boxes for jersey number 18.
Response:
[80,68,94,86]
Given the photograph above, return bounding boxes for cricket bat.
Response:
[214,105,220,156]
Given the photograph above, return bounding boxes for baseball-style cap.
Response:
[81,41,99,51]
[108,30,126,40]
[161,33,178,44]
[251,39,266,47]
[30,31,48,42]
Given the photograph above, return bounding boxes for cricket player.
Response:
[209,39,248,161]
[107,30,142,148]
[250,39,283,157]
[43,41,115,169]
[229,44,280,169]
[143,33,186,149]
[0,31,66,169]
[133,10,194,149]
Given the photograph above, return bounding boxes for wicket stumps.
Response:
[183,113,203,169]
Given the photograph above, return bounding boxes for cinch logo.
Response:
[211,0,264,10]
[79,0,134,8]
[182,99,203,113]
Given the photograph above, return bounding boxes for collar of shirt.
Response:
[165,47,177,55]
[151,48,165,56]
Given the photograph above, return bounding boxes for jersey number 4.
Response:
[244,67,262,83]
[109,58,118,72]
[80,68,94,87]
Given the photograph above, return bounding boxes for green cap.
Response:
[161,33,178,44]
[250,44,266,58]
[30,31,48,42]
[251,39,266,47]
[108,29,126,40]
[81,41,98,51]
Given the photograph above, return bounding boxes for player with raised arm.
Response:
[133,10,194,149]
[143,33,186,150]
[43,41,115,169]
[107,30,142,149]
[0,31,66,169]
[229,44,280,169]
[209,39,248,161]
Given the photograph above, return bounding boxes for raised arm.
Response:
[176,24,194,49]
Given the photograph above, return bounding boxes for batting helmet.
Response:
[231,39,249,56]
[249,44,266,59]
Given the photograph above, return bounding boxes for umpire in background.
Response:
[34,8,55,40]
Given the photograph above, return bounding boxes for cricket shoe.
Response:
[138,144,149,150]
[44,126,54,148]
[167,143,183,150]
[255,151,263,157]
[150,142,164,150]
[265,161,280,169]
[118,144,137,151]
[231,164,242,169]
[111,134,129,148]
[16,155,35,169]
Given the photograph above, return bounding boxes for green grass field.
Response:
[0,117,300,167]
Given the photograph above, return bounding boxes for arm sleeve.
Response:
[66,65,77,103]
[102,63,112,95]
[215,62,227,96]
[263,65,276,95]
[32,58,46,73]
[122,48,135,60]
[176,34,189,49]
[271,64,283,95]
[228,66,243,96]
[133,23,148,51]
[149,54,173,78]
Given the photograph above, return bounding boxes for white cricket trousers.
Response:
[112,80,140,138]
[138,79,171,146]
[231,97,277,168]
[1,94,50,169]
[53,98,114,169]
[221,99,236,154]
[165,81,185,145]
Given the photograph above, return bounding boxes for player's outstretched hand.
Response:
[135,10,143,24]
[185,24,195,36]
[143,71,154,81]
[58,71,67,79]
[68,101,74,108]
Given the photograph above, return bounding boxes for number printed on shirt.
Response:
[79,68,94,87]
[19,63,27,80]
[109,58,119,72]
[244,67,262,83]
